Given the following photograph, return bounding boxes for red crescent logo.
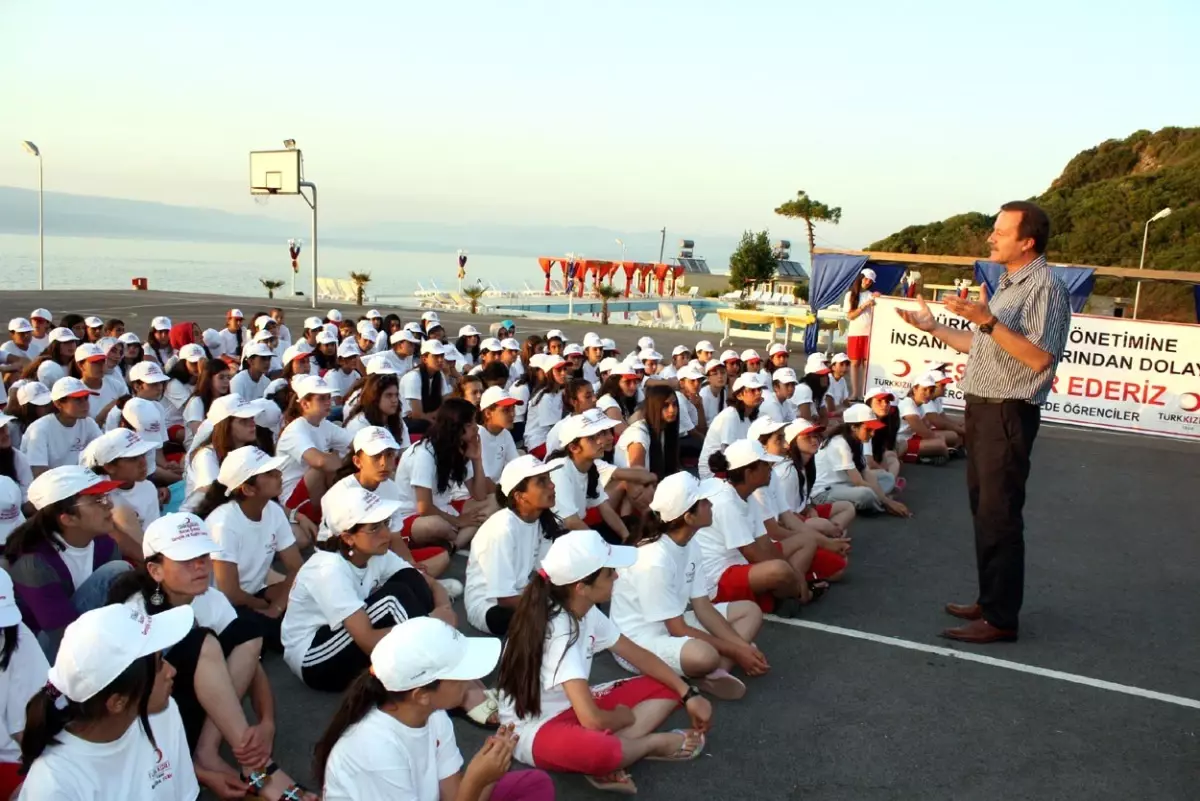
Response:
[1180,392,1200,413]
[893,360,911,378]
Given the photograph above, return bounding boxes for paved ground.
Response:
[5,291,1199,800]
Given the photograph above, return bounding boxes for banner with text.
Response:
[866,296,1200,441]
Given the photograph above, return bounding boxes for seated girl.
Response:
[921,369,966,446]
[0,571,49,799]
[275,374,352,523]
[341,372,409,445]
[812,405,911,516]
[181,358,231,448]
[777,418,857,535]
[81,429,161,560]
[898,376,951,464]
[614,384,679,481]
[699,373,764,480]
[542,378,596,457]
[864,386,903,480]
[477,386,522,486]
[547,410,633,544]
[400,339,452,436]
[497,529,713,795]
[595,365,639,438]
[611,473,768,701]
[698,360,728,425]
[523,355,568,459]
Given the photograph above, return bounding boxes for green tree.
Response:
[596,283,622,325]
[774,190,843,258]
[259,278,284,299]
[728,230,776,292]
[462,285,487,314]
[349,271,372,306]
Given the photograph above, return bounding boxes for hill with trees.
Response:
[867,127,1199,321]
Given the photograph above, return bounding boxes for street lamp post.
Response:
[1132,207,1172,320]
[21,141,43,290]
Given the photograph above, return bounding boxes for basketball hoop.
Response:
[253,188,278,207]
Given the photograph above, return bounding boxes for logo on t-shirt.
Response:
[148,745,175,789]
[685,561,697,585]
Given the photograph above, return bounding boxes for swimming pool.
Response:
[493,298,725,315]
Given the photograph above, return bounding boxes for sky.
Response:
[2,0,1198,260]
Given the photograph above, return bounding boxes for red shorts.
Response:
[0,761,22,799]
[530,676,678,775]
[847,335,870,361]
[167,424,185,443]
[903,435,923,463]
[450,499,466,514]
[813,503,834,519]
[714,564,775,614]
[811,548,847,580]
[411,545,446,563]
[529,443,547,460]
[284,479,320,524]
[583,507,603,526]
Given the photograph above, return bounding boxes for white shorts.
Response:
[614,603,731,675]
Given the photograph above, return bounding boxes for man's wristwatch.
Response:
[978,315,999,335]
[681,685,702,704]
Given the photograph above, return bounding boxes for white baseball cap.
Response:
[151,316,172,331]
[49,327,79,343]
[206,395,269,426]
[771,367,799,385]
[327,309,344,323]
[546,329,565,341]
[724,438,783,470]
[420,340,446,356]
[337,339,363,359]
[458,324,480,337]
[7,317,33,333]
[638,349,662,363]
[421,311,440,323]
[747,416,787,441]
[540,529,637,586]
[178,343,206,363]
[30,308,52,322]
[352,425,401,456]
[768,343,789,357]
[73,343,106,363]
[671,345,691,358]
[637,336,655,351]
[0,572,23,628]
[540,355,567,373]
[501,338,521,351]
[323,483,401,538]
[142,512,219,561]
[927,370,954,384]
[479,338,503,353]
[128,361,169,384]
[844,403,886,429]
[118,332,141,345]
[861,268,877,281]
[913,374,939,388]
[720,349,740,363]
[704,359,725,374]
[218,446,288,494]
[499,454,562,496]
[98,336,121,354]
[364,356,398,376]
[122,398,165,442]
[84,316,103,329]
[559,408,620,444]
[229,308,246,319]
[243,342,275,360]
[804,353,831,375]
[677,365,704,381]
[740,349,761,363]
[81,429,159,468]
[649,473,723,522]
[304,316,324,331]
[316,330,339,346]
[563,343,584,358]
[292,374,334,399]
[28,465,122,510]
[48,604,194,704]
[695,340,715,354]
[51,377,98,402]
[480,386,522,411]
[601,338,617,351]
[367,309,383,319]
[863,386,895,403]
[831,353,851,364]
[597,357,621,375]
[282,343,313,365]
[583,333,604,349]
[17,382,51,406]
[390,329,420,346]
[784,418,823,444]
[370,617,501,693]
[264,378,288,399]
[732,373,765,394]
[252,329,276,344]
[356,320,376,338]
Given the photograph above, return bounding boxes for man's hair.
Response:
[1000,201,1050,255]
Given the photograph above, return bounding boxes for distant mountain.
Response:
[867,127,1200,321]
[0,186,734,268]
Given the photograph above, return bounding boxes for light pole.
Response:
[1132,207,1172,320]
[21,141,43,290]
[615,238,626,263]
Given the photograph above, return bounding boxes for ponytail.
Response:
[497,573,562,720]
[0,624,19,671]
[191,481,236,521]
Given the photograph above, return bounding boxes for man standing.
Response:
[897,201,1070,643]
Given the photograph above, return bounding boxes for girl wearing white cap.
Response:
[117,332,147,380]
[1,318,38,378]
[897,376,952,464]
[22,377,103,475]
[181,359,232,446]
[230,343,275,401]
[393,399,497,551]
[812,405,910,516]
[615,384,680,479]
[465,456,563,637]
[677,363,709,437]
[595,363,639,438]
[826,353,852,411]
[497,529,712,792]
[477,386,522,485]
[4,381,53,451]
[162,345,207,438]
[316,618,552,801]
[524,355,569,460]
[22,327,78,388]
[547,410,633,543]
[456,326,482,367]
[698,372,765,480]
[26,309,53,358]
[698,359,729,424]
[612,473,768,701]
[276,375,353,523]
[70,342,123,424]
[219,310,250,360]
[82,430,162,560]
[4,466,131,658]
[0,570,48,796]
[0,411,35,502]
[918,368,965,448]
[325,343,364,401]
[18,603,198,800]
[401,340,452,436]
[110,514,315,800]
[144,316,176,366]
[184,394,272,512]
[759,367,798,425]
[843,268,881,399]
[196,447,304,649]
[103,361,168,433]
[542,377,599,457]
[864,386,903,481]
[544,329,565,356]
[779,418,857,535]
[720,349,742,382]
[792,353,831,424]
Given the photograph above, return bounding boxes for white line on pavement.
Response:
[766,616,1200,711]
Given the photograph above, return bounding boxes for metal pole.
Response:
[37,155,44,290]
[300,181,318,309]
[1132,219,1151,320]
[658,227,666,264]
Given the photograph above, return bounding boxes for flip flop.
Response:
[646,729,706,762]
[451,688,499,729]
[586,770,638,794]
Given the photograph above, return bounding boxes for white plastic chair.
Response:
[677,304,701,330]
[657,302,679,328]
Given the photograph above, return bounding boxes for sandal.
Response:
[451,688,500,729]
[241,761,315,800]
[586,769,638,794]
[806,577,830,601]
[646,729,706,762]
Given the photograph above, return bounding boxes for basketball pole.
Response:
[299,181,318,310]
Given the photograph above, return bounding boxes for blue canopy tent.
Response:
[973,261,1096,313]
[806,253,906,352]
[1194,285,1200,323]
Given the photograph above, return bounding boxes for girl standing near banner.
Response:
[842,268,881,400]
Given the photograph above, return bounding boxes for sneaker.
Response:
[699,669,746,701]
[438,578,464,601]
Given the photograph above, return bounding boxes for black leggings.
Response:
[166,613,265,750]
[300,569,433,693]
[484,605,516,637]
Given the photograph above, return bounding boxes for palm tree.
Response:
[462,285,487,314]
[260,278,285,299]
[774,190,842,260]
[349,271,372,306]
[596,284,622,326]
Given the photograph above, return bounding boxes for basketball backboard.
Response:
[250,149,301,194]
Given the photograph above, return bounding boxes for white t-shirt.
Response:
[85,378,124,422]
[548,457,607,521]
[282,549,412,676]
[611,536,712,645]
[772,460,811,514]
[183,445,220,513]
[0,341,34,362]
[692,480,761,591]
[21,415,102,469]
[758,393,793,425]
[159,380,190,428]
[676,390,696,436]
[788,383,816,419]
[399,370,449,418]
[218,328,249,358]
[595,394,622,417]
[0,623,48,763]
[323,368,360,402]
[498,606,622,766]
[392,441,471,519]
[812,436,858,495]
[111,481,160,533]
[843,290,875,337]
[750,469,787,522]
[699,385,726,423]
[28,337,48,359]
[827,376,850,407]
[897,397,923,439]
[509,382,530,423]
[477,425,518,483]
[181,395,207,428]
[464,509,550,632]
[322,708,461,801]
[207,500,296,595]
[0,475,25,544]
[276,417,354,502]
[18,699,197,801]
[523,391,563,451]
[698,407,752,480]
[229,369,270,401]
[123,588,237,636]
[614,420,650,469]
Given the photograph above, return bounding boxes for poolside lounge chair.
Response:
[677,304,701,330]
[657,302,679,329]
[686,286,700,299]
[635,310,658,327]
